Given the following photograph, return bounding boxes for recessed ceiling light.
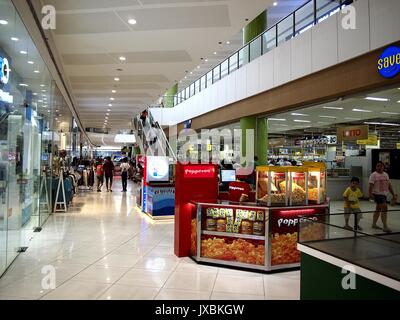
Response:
[352,108,372,113]
[291,113,309,116]
[42,90,46,92]
[108,104,112,107]
[114,77,120,81]
[365,97,389,102]
[106,113,110,116]
[107,109,111,112]
[184,76,187,79]
[197,66,200,69]
[11,37,19,41]
[205,59,208,62]
[128,19,137,25]
[268,118,286,121]
[112,90,116,93]
[47,110,51,113]
[19,83,28,87]
[105,117,109,120]
[110,97,115,101]
[27,61,34,64]
[34,70,40,73]
[0,20,8,25]
[322,106,343,110]
[33,93,37,96]
[119,56,126,61]
[213,52,217,55]
[293,119,311,123]
[226,41,230,44]
[40,84,45,87]
[273,2,278,6]
[20,50,27,55]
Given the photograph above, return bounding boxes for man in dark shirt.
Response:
[103,157,115,192]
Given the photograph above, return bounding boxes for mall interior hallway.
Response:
[0,179,300,300]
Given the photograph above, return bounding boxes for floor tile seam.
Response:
[158,259,181,292]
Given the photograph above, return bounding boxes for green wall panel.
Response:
[301,253,400,300]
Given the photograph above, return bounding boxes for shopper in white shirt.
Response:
[120,157,130,192]
[368,161,397,233]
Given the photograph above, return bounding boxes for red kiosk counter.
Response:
[174,163,329,272]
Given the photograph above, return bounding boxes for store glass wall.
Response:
[0,0,57,275]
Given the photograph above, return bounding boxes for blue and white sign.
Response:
[0,56,10,85]
[378,46,400,79]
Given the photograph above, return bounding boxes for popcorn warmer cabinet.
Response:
[190,202,329,272]
[256,164,327,206]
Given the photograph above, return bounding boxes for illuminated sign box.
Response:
[378,45,400,79]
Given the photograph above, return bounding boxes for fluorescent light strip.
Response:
[364,122,400,127]
[365,97,389,102]
[322,106,343,110]
[268,118,286,121]
[381,112,400,115]
[319,115,336,119]
[345,117,361,120]
[352,108,372,113]
[293,119,311,123]
[291,113,309,116]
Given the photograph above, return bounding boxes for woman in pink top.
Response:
[368,161,397,233]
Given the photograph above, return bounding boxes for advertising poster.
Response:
[270,207,327,266]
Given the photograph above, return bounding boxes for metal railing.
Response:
[172,0,353,108]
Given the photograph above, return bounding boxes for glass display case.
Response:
[191,201,329,272]
[288,167,308,206]
[256,167,289,206]
[303,162,327,205]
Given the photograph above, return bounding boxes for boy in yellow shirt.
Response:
[343,177,363,230]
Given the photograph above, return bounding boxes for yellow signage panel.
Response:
[397,143,400,149]
[357,134,378,146]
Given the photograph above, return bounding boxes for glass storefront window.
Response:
[0,0,76,276]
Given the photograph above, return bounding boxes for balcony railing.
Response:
[172,0,353,108]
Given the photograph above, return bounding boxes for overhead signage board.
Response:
[357,134,378,146]
[378,45,400,79]
[337,125,368,142]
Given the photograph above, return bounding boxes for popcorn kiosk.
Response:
[187,163,329,272]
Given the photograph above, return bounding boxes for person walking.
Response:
[120,157,130,192]
[96,159,104,192]
[103,156,115,192]
[369,161,397,233]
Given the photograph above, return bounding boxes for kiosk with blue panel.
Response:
[143,156,175,219]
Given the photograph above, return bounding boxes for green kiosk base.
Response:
[298,244,400,300]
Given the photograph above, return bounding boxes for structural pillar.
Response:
[164,83,178,108]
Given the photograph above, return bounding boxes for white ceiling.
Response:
[37,0,274,147]
[33,0,273,145]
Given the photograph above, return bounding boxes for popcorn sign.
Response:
[277,216,318,228]
[184,165,215,178]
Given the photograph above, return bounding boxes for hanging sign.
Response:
[378,46,400,79]
[337,125,368,142]
[357,134,378,146]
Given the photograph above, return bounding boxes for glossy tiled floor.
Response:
[0,180,300,300]
[2,180,399,300]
